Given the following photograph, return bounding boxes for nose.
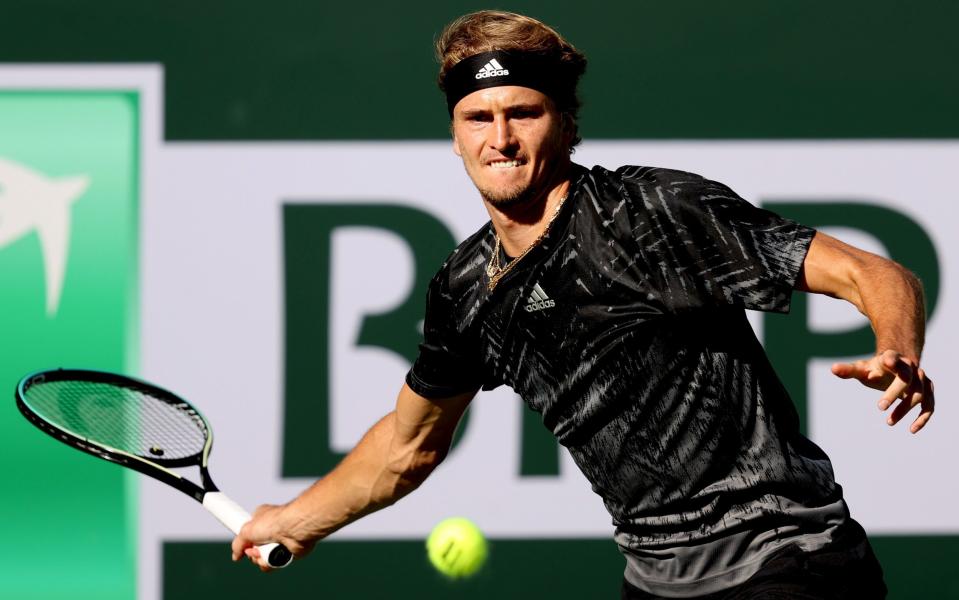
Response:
[489,114,516,152]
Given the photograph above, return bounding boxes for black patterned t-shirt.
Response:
[406,164,849,596]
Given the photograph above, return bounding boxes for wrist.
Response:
[282,495,344,543]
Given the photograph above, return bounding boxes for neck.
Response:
[485,166,572,257]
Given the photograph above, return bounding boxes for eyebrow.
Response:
[459,108,490,119]
[460,103,545,118]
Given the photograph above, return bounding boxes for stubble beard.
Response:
[478,181,536,209]
[470,162,553,211]
[466,142,569,210]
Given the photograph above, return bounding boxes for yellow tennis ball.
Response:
[426,517,488,578]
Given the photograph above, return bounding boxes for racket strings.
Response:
[22,380,208,460]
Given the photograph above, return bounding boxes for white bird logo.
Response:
[0,157,89,317]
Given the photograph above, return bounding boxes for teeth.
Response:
[491,160,521,168]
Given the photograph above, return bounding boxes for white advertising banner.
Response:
[141,140,955,558]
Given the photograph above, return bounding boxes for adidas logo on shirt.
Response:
[475,59,509,79]
[525,283,556,313]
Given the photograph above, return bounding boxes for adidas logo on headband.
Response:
[475,59,509,79]
[446,51,559,115]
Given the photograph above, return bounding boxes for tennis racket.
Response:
[15,368,293,568]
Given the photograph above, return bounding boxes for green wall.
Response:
[3,1,957,140]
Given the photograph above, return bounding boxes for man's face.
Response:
[451,86,572,208]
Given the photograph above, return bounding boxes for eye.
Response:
[510,107,542,120]
[463,112,492,123]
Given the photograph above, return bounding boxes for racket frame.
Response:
[15,368,292,568]
[17,369,215,501]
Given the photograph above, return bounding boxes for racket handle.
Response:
[202,491,294,568]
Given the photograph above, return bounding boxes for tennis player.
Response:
[233,11,933,598]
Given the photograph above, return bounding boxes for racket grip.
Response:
[202,491,294,568]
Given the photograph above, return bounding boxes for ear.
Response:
[451,125,463,157]
[560,113,575,145]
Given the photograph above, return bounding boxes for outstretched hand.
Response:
[831,349,934,434]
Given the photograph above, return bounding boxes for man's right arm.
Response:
[230,383,475,569]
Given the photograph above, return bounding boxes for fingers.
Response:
[885,368,935,433]
[233,528,278,571]
[831,359,866,379]
[231,523,255,562]
[244,547,274,573]
[911,373,935,434]
[878,378,910,411]
[831,359,889,391]
[883,368,934,433]
[231,503,305,571]
[832,359,872,381]
[231,508,272,564]
[877,351,916,410]
[835,351,934,433]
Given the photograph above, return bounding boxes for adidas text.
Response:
[525,298,556,312]
[476,68,509,79]
[476,59,509,79]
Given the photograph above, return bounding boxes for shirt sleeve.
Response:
[625,170,815,314]
[405,267,484,399]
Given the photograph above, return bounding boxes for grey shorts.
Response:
[621,520,886,600]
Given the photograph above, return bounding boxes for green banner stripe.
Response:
[164,536,959,599]
[3,2,957,140]
[164,539,624,599]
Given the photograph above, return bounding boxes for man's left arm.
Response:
[795,230,934,433]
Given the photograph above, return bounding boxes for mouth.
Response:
[488,159,525,169]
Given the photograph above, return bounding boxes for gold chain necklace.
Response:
[486,193,569,292]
